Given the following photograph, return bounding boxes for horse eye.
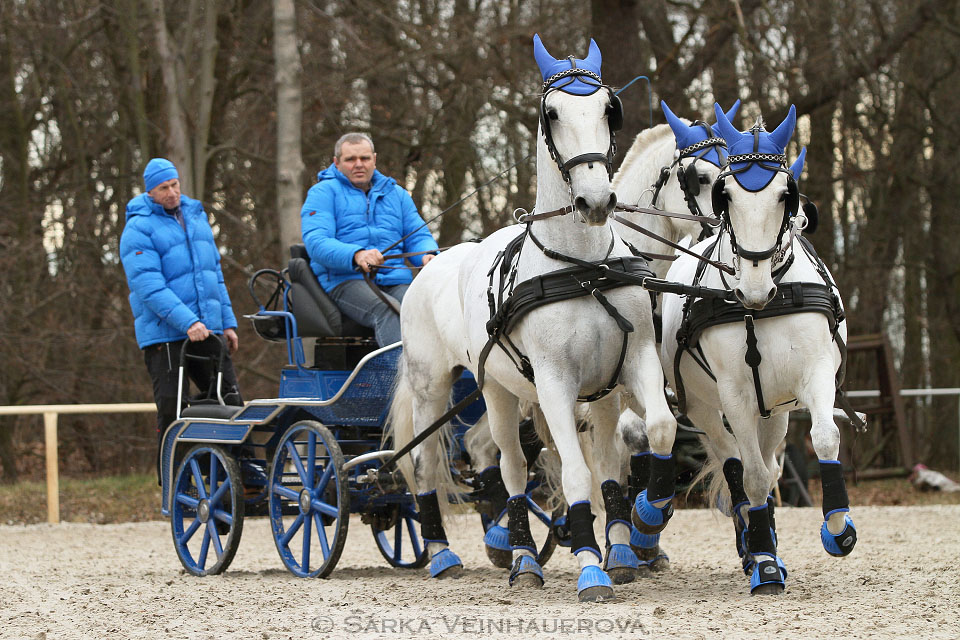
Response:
[547,109,559,121]
[778,192,787,202]
[699,175,710,185]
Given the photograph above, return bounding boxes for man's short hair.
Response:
[334,133,375,159]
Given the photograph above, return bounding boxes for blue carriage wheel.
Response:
[268,420,349,578]
[170,444,245,576]
[371,500,429,569]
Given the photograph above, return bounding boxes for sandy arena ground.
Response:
[2,505,958,639]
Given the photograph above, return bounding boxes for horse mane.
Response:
[612,123,681,203]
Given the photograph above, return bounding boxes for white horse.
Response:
[390,35,674,602]
[652,103,857,595]
[605,100,738,568]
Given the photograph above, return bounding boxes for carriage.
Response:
[158,244,560,577]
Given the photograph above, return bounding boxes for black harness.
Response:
[481,225,654,402]
[670,233,862,428]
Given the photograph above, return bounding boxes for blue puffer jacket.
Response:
[300,165,439,291]
[120,193,238,349]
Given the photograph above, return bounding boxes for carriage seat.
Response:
[180,403,242,420]
[287,244,375,341]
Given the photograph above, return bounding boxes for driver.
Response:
[300,133,439,346]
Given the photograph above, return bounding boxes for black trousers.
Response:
[143,338,243,482]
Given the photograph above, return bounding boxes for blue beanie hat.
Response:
[143,158,179,192]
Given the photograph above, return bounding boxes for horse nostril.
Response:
[766,286,777,302]
[606,192,617,212]
[734,289,746,304]
[575,197,590,216]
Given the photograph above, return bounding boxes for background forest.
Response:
[1,0,958,482]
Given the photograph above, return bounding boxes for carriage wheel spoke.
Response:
[302,514,312,568]
[207,521,224,557]
[198,527,211,567]
[280,513,304,548]
[212,509,233,527]
[306,431,316,486]
[314,513,330,558]
[314,464,333,496]
[405,515,422,559]
[179,517,202,545]
[285,440,309,485]
[176,493,200,509]
[273,483,300,502]
[209,477,231,506]
[189,459,208,499]
[311,497,339,519]
[208,453,219,496]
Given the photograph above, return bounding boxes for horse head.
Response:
[659,99,740,237]
[534,34,620,225]
[713,103,806,309]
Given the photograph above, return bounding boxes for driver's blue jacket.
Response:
[300,165,438,292]
[120,193,238,349]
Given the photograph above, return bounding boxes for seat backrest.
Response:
[287,244,342,338]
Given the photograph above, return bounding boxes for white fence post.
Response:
[43,412,60,524]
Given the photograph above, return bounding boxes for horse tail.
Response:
[384,358,463,514]
[384,358,419,496]
[688,434,731,516]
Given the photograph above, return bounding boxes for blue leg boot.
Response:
[630,528,670,573]
[509,554,543,588]
[821,512,857,557]
[482,522,512,569]
[603,543,639,585]
[578,565,616,602]
[429,548,463,578]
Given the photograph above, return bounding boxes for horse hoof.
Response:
[606,567,637,585]
[603,544,639,584]
[510,572,544,589]
[437,564,463,579]
[632,490,673,535]
[482,525,513,569]
[429,549,464,579]
[579,585,616,602]
[751,582,784,596]
[509,555,544,588]
[821,514,857,557]
[635,563,653,578]
[749,556,785,595]
[577,566,615,602]
[636,544,670,572]
[485,546,513,569]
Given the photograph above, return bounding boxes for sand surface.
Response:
[2,505,958,639]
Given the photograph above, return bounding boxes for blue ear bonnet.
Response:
[534,33,604,95]
[713,103,806,191]
[662,99,741,168]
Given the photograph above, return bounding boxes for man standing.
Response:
[300,133,438,346]
[120,158,242,481]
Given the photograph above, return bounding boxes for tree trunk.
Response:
[273,0,305,258]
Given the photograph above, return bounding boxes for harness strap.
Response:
[744,315,770,418]
[615,202,719,228]
[613,214,735,275]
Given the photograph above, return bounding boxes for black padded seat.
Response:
[287,244,375,340]
[180,404,243,420]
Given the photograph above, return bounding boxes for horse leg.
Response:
[482,380,546,589]
[625,342,679,536]
[409,367,464,579]
[536,379,615,602]
[683,399,757,572]
[617,408,669,574]
[590,396,639,585]
[463,415,513,568]
[758,413,789,549]
[797,368,858,558]
[720,398,785,595]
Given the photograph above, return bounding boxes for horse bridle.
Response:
[647,123,726,241]
[711,126,799,268]
[539,66,623,185]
